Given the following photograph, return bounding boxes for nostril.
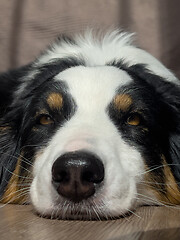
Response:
[82,169,104,184]
[52,170,69,183]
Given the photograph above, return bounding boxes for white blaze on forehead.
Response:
[55,65,133,111]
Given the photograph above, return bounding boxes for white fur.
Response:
[38,30,179,85]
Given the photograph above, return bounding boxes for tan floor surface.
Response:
[0,204,179,240]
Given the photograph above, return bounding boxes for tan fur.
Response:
[161,157,180,204]
[0,126,11,131]
[0,157,30,204]
[145,156,180,205]
[114,94,132,112]
[47,93,63,110]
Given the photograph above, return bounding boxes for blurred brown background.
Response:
[0,0,180,78]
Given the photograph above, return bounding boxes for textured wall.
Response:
[0,0,180,77]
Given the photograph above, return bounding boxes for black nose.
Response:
[52,151,104,202]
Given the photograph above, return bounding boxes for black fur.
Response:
[109,61,180,185]
[0,64,31,117]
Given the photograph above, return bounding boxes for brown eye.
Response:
[127,113,141,126]
[39,115,54,125]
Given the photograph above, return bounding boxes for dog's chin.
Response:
[35,202,105,220]
[34,202,130,220]
[31,193,139,220]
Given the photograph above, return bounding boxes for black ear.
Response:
[0,127,21,198]
[0,66,30,198]
[0,65,31,117]
[124,63,180,185]
[169,134,180,183]
[159,83,180,185]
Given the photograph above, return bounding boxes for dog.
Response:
[0,30,180,220]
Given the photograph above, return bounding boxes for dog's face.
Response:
[0,31,180,220]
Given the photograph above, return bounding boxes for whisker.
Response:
[126,208,141,219]
[0,143,12,150]
[1,165,33,180]
[138,183,167,194]
[137,163,180,176]
[11,183,31,187]
[135,196,159,206]
[0,186,30,202]
[20,144,42,150]
[18,156,34,167]
[0,151,33,167]
[91,204,102,221]
[0,189,30,207]
[136,192,180,210]
[140,180,180,186]
[87,204,92,220]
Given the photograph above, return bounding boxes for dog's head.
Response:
[0,30,180,220]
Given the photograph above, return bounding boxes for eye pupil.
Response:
[127,113,141,126]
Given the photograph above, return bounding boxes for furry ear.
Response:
[0,66,30,198]
[169,134,180,184]
[160,84,180,185]
[0,65,31,117]
[124,63,180,185]
[0,127,21,198]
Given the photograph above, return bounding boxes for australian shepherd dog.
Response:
[0,30,180,220]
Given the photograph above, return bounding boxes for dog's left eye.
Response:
[37,114,54,125]
[127,113,141,126]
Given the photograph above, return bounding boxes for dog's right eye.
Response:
[37,114,54,126]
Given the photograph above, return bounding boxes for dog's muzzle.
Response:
[52,151,104,202]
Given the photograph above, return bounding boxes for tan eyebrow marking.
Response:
[114,94,133,111]
[47,93,63,110]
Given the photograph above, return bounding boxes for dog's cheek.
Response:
[103,144,144,210]
[29,149,57,211]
